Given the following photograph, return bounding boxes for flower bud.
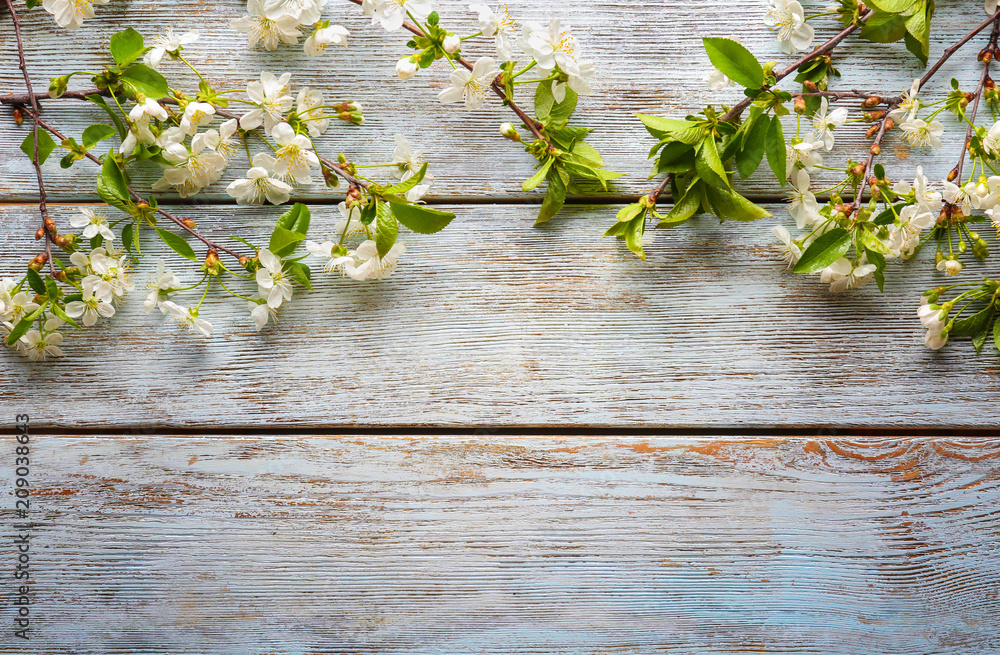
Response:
[868,176,879,188]
[850,164,865,177]
[181,217,197,229]
[44,217,57,235]
[803,80,818,93]
[345,184,363,208]
[443,34,461,54]
[870,144,881,156]
[794,97,807,113]
[204,249,221,276]
[863,110,886,122]
[48,75,69,99]
[500,122,521,142]
[862,96,881,108]
[35,226,45,240]
[883,118,893,131]
[239,255,250,267]
[946,167,959,182]
[396,58,418,81]
[12,108,23,125]
[54,270,67,282]
[865,124,879,139]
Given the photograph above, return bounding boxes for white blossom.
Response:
[900,117,944,149]
[367,0,433,32]
[888,79,921,123]
[255,248,293,308]
[329,240,406,281]
[180,102,216,135]
[772,225,801,268]
[65,279,115,327]
[296,88,330,137]
[19,322,64,361]
[271,122,320,185]
[396,57,418,80]
[820,257,876,293]
[469,2,516,61]
[704,69,734,91]
[231,0,301,50]
[304,23,349,56]
[145,28,199,68]
[983,120,1000,158]
[936,259,963,276]
[70,207,115,241]
[240,71,294,131]
[144,260,182,314]
[162,301,213,337]
[811,98,847,150]
[787,169,820,229]
[786,138,824,177]
[42,0,110,30]
[764,0,814,54]
[438,57,498,109]
[226,153,294,206]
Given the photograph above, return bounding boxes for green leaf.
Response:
[861,13,907,43]
[26,268,47,295]
[523,158,554,192]
[867,0,921,13]
[635,114,701,140]
[155,226,197,261]
[952,305,995,338]
[20,130,57,165]
[706,187,772,222]
[547,83,578,131]
[624,215,647,260]
[694,137,729,189]
[792,228,852,274]
[121,64,168,100]
[82,124,117,149]
[6,303,46,347]
[658,182,702,227]
[994,317,1000,353]
[275,202,311,235]
[96,153,132,212]
[87,94,128,139]
[122,222,135,254]
[49,303,82,330]
[110,28,145,66]
[652,142,696,177]
[535,80,555,123]
[268,226,306,258]
[972,320,991,354]
[379,162,428,195]
[390,203,455,234]
[537,166,568,225]
[765,116,787,188]
[617,203,645,223]
[864,248,886,293]
[702,37,764,89]
[26,0,41,8]
[285,261,312,291]
[735,116,768,179]
[375,202,399,258]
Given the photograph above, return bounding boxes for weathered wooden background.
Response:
[2,1,999,653]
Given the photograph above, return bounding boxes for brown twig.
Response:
[851,109,895,212]
[955,17,1000,183]
[19,107,247,261]
[3,0,56,276]
[343,0,549,143]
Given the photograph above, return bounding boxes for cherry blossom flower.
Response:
[231,0,301,51]
[936,258,963,276]
[255,248,294,308]
[900,117,944,149]
[396,58,418,80]
[240,71,294,131]
[304,24,349,56]
[296,88,330,137]
[888,79,921,123]
[811,98,847,150]
[19,321,64,361]
[367,0,433,32]
[983,120,1000,157]
[226,153,294,206]
[180,102,216,135]
[42,0,110,30]
[331,240,407,281]
[785,138,824,177]
[144,260,182,314]
[65,279,115,327]
[704,69,734,91]
[772,225,801,268]
[264,0,327,23]
[764,0,814,54]
[152,133,228,198]
[70,207,115,241]
[248,294,280,331]
[438,57,498,109]
[469,2,516,61]
[820,257,876,293]
[145,28,199,68]
[271,122,320,185]
[787,169,820,228]
[162,301,213,337]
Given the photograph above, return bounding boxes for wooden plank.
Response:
[2,203,999,429]
[2,436,999,653]
[0,0,988,202]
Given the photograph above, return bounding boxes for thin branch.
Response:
[19,107,247,261]
[4,0,56,276]
[955,16,1000,182]
[852,109,895,212]
[343,0,550,143]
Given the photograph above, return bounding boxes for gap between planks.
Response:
[5,426,1000,438]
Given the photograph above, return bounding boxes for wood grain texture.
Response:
[2,436,998,654]
[0,0,990,202]
[3,203,1000,429]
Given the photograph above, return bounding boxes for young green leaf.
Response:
[7,303,46,347]
[110,27,145,66]
[155,226,198,261]
[375,202,399,258]
[694,137,729,189]
[536,166,569,225]
[82,124,118,149]
[389,202,455,234]
[702,37,765,89]
[96,153,133,212]
[379,162,428,195]
[268,226,306,258]
[275,202,311,235]
[951,305,995,338]
[523,158,554,192]
[20,130,57,165]
[121,64,168,100]
[535,80,555,123]
[765,116,787,188]
[706,187,772,222]
[658,182,702,227]
[792,228,852,274]
[26,268,47,295]
[735,117,768,179]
